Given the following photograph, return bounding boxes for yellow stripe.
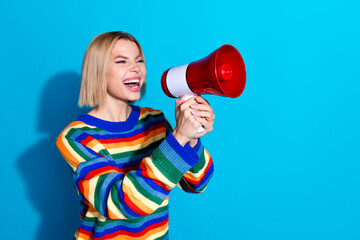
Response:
[184,151,210,178]
[139,108,162,120]
[144,158,176,188]
[107,132,165,155]
[88,177,98,206]
[123,181,154,214]
[107,187,127,219]
[123,177,159,211]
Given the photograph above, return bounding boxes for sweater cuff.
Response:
[151,133,200,184]
[188,138,206,173]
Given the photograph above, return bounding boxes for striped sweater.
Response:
[56,106,214,240]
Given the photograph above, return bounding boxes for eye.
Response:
[137,59,144,63]
[116,60,126,64]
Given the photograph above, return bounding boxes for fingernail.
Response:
[191,111,198,116]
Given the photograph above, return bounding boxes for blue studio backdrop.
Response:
[1,0,359,239]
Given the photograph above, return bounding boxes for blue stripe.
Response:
[134,171,169,199]
[92,211,168,237]
[115,180,143,218]
[79,118,164,140]
[74,141,98,159]
[196,164,214,189]
[99,173,123,217]
[163,133,199,167]
[182,164,214,192]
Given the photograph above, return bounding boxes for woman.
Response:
[56,31,214,240]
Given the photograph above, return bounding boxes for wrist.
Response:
[173,129,189,146]
[189,138,198,148]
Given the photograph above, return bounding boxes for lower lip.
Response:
[124,83,141,92]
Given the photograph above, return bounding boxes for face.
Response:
[106,39,146,103]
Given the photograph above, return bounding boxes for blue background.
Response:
[1,0,359,239]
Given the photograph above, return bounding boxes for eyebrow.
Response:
[113,54,143,60]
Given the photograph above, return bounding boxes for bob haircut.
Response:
[79,31,145,107]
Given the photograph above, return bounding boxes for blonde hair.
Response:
[79,31,145,107]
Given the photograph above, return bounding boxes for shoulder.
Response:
[139,107,165,120]
[56,120,95,145]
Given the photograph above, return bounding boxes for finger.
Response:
[175,98,186,108]
[179,96,197,111]
[190,103,213,112]
[195,96,210,105]
[191,110,213,120]
[194,116,213,132]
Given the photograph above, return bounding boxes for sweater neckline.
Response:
[77,105,140,132]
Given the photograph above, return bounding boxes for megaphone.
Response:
[161,44,246,99]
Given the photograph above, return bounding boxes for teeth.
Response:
[124,79,140,84]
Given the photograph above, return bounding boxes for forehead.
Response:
[110,39,141,57]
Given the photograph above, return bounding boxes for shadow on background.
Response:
[17,72,90,240]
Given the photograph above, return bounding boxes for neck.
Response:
[89,99,132,122]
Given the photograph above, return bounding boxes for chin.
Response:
[127,93,141,102]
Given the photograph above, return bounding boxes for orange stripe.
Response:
[56,134,80,168]
[103,127,166,149]
[123,182,154,214]
[56,121,91,168]
[141,162,172,191]
[106,219,168,240]
[183,157,213,185]
[86,138,101,150]
[82,179,90,203]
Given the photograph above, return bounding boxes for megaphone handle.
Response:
[182,95,206,134]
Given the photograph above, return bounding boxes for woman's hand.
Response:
[189,96,215,139]
[173,96,201,146]
[173,96,215,146]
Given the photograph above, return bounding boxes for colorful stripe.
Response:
[56,106,213,239]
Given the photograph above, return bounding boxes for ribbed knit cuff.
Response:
[188,138,206,173]
[151,133,200,184]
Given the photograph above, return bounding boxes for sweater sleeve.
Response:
[177,139,214,193]
[164,119,214,193]
[56,123,201,220]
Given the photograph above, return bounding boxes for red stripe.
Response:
[77,227,93,238]
[122,191,148,216]
[98,123,166,144]
[184,157,213,186]
[94,218,168,239]
[139,164,171,191]
[80,135,94,145]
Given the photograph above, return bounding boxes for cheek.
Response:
[141,66,147,77]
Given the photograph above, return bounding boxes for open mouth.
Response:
[123,78,140,89]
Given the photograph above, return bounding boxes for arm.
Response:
[56,122,201,220]
[165,109,214,193]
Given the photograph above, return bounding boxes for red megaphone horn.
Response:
[161,44,246,98]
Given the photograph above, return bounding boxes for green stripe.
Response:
[109,185,132,219]
[127,173,163,205]
[94,174,108,212]
[152,149,183,184]
[154,231,168,240]
[94,205,169,227]
[190,152,205,173]
[138,111,164,125]
[111,140,163,159]
[67,138,92,161]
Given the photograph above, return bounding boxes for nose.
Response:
[130,61,140,72]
